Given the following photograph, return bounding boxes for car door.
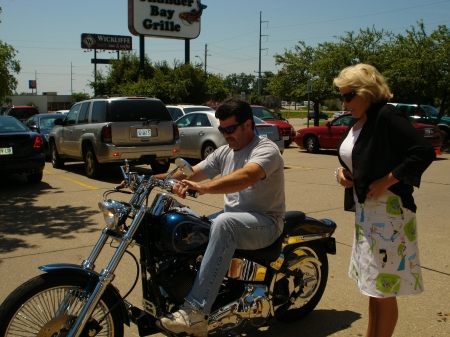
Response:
[176,113,209,157]
[60,103,80,156]
[70,102,91,157]
[320,114,353,149]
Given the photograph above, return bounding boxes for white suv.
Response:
[49,97,180,178]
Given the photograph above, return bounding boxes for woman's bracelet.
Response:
[334,167,343,184]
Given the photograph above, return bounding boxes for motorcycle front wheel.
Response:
[274,240,328,322]
[0,273,124,337]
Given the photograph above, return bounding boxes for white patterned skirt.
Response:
[349,191,424,298]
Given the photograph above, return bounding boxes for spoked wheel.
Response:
[0,273,124,336]
[84,145,102,179]
[274,241,328,322]
[201,142,216,160]
[305,136,319,153]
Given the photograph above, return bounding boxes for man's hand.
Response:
[172,180,203,199]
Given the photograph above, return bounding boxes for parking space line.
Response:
[284,165,315,170]
[44,170,99,190]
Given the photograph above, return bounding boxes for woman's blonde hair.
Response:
[333,63,393,103]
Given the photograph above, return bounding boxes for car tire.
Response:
[26,171,43,184]
[284,140,291,148]
[150,160,171,174]
[51,141,65,169]
[305,135,319,154]
[84,145,102,179]
[201,142,216,160]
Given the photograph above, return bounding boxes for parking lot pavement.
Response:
[0,147,449,336]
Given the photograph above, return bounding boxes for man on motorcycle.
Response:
[156,98,285,336]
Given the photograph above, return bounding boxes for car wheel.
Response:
[150,160,170,174]
[305,135,319,154]
[284,140,291,148]
[51,141,65,169]
[201,142,216,160]
[84,145,102,179]
[26,171,43,184]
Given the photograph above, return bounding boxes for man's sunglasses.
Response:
[341,91,357,103]
[218,122,243,135]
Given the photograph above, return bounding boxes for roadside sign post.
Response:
[307,81,312,127]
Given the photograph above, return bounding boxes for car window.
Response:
[421,105,439,117]
[91,101,106,123]
[25,116,37,127]
[192,114,211,127]
[0,117,29,132]
[107,100,172,122]
[331,115,353,126]
[252,107,276,119]
[77,102,91,124]
[176,114,196,128]
[66,104,80,125]
[167,107,183,120]
[7,107,38,118]
[183,107,213,114]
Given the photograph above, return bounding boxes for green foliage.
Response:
[0,40,21,102]
[71,92,90,103]
[249,91,263,105]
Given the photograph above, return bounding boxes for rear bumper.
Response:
[95,140,181,164]
[0,153,45,175]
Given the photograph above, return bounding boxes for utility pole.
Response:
[258,11,268,96]
[204,43,208,75]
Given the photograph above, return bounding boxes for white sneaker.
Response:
[158,303,208,337]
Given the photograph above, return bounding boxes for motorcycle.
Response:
[0,158,337,337]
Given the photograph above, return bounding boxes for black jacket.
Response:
[337,102,436,212]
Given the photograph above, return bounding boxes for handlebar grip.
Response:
[185,189,199,198]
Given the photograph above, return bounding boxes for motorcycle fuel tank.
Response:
[155,210,211,255]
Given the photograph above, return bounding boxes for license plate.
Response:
[283,136,289,140]
[0,147,13,155]
[260,134,268,138]
[137,129,152,137]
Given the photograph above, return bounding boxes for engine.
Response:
[207,284,270,335]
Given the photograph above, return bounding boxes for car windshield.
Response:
[39,117,60,130]
[421,105,440,117]
[253,116,265,124]
[0,117,29,133]
[252,107,277,120]
[331,114,353,126]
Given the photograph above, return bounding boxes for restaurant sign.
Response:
[128,0,206,39]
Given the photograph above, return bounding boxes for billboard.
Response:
[81,34,132,51]
[128,0,206,39]
[29,80,36,89]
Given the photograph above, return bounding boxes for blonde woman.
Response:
[334,64,435,337]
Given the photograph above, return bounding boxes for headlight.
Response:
[98,200,128,229]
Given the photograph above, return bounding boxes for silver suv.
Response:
[49,97,180,178]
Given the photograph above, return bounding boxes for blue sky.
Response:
[1,0,450,96]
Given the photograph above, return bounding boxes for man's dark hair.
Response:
[215,98,254,129]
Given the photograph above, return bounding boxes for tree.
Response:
[71,92,90,103]
[224,73,255,96]
[0,7,21,103]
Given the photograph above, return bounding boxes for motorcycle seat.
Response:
[235,233,284,262]
[284,211,306,232]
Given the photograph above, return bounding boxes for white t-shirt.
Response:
[198,135,285,217]
[339,127,362,173]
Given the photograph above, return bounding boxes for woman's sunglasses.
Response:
[341,91,357,103]
[218,122,243,135]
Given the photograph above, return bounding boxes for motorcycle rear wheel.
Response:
[275,241,328,322]
[0,273,124,337]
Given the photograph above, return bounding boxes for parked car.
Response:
[175,111,284,160]
[166,105,214,120]
[388,103,450,148]
[49,96,180,178]
[25,113,65,160]
[4,105,39,123]
[0,106,12,115]
[55,110,70,114]
[294,113,442,154]
[208,104,295,148]
[308,111,329,120]
[0,115,45,183]
[332,111,347,119]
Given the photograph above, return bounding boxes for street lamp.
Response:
[195,55,206,75]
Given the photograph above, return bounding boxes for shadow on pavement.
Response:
[247,309,362,337]
[0,175,99,255]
